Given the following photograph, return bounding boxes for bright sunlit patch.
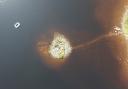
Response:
[122,8,128,38]
[48,32,72,59]
[113,26,122,35]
